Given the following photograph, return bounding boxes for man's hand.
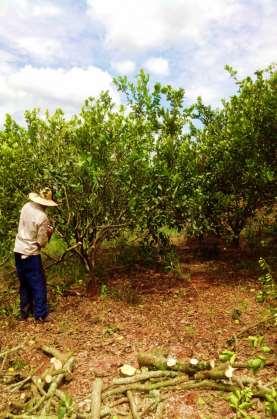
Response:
[47,225,54,240]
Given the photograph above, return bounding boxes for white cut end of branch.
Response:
[225,365,235,378]
[120,364,137,376]
[166,355,177,367]
[78,399,91,413]
[45,374,52,383]
[210,359,215,368]
[50,357,63,370]
[190,358,199,365]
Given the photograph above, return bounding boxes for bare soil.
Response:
[0,245,276,418]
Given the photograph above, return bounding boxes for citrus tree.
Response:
[0,108,76,260]
[187,65,277,243]
[1,65,275,273]
[114,70,194,245]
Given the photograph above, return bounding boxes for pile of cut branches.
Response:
[0,345,276,418]
[0,344,75,418]
[93,351,276,418]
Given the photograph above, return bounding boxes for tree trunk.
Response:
[83,244,98,297]
[86,274,99,297]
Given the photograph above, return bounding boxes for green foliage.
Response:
[265,388,277,416]
[0,65,276,279]
[51,283,68,296]
[100,283,109,298]
[229,387,253,418]
[57,393,74,418]
[247,356,266,373]
[187,65,277,242]
[162,248,182,277]
[247,335,272,353]
[256,258,276,303]
[219,350,236,364]
[0,297,20,318]
[248,335,265,349]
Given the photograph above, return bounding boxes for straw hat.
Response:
[29,188,58,207]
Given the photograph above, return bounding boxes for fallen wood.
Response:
[8,416,57,419]
[41,345,71,363]
[1,342,276,418]
[28,356,75,413]
[179,379,237,392]
[1,353,8,370]
[109,396,128,407]
[179,379,272,400]
[0,344,24,359]
[112,370,180,386]
[194,365,232,380]
[137,352,211,375]
[77,405,129,418]
[90,378,103,419]
[140,399,159,417]
[234,359,275,369]
[9,367,40,393]
[155,401,165,419]
[103,376,188,399]
[32,376,46,396]
[127,390,140,419]
[232,375,275,393]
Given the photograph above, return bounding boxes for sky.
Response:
[0,0,276,123]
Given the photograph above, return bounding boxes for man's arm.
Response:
[37,219,52,249]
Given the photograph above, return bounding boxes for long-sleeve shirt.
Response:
[14,202,49,256]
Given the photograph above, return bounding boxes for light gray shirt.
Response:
[14,202,49,256]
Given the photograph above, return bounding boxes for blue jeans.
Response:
[14,253,48,320]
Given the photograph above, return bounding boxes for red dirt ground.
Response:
[0,246,276,418]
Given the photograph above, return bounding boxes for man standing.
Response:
[14,188,58,322]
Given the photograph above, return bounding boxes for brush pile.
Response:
[0,345,276,418]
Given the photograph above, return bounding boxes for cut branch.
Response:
[41,345,71,363]
[112,370,180,386]
[137,352,211,375]
[103,376,188,399]
[0,344,24,358]
[127,390,140,419]
[90,378,103,419]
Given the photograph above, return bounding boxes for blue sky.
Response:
[0,0,276,122]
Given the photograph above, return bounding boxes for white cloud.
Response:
[185,85,218,104]
[0,0,275,119]
[144,57,169,76]
[32,3,62,17]
[172,0,276,105]
[86,0,276,107]
[112,60,136,74]
[0,1,68,64]
[0,65,120,123]
[233,11,276,76]
[86,0,239,52]
[0,0,61,18]
[16,37,61,59]
[0,50,17,73]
